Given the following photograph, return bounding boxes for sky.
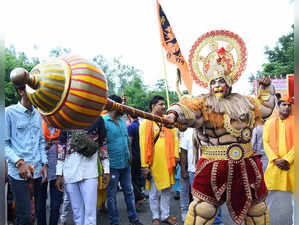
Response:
[2,0,294,96]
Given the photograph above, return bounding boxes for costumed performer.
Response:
[165,30,276,225]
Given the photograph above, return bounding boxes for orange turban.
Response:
[280,95,293,104]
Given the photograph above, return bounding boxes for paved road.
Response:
[55,189,293,225]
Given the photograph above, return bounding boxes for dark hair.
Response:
[277,100,292,106]
[275,93,281,100]
[108,95,122,104]
[129,113,138,119]
[149,95,164,111]
[15,86,26,97]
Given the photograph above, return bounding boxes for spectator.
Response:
[179,128,195,222]
[140,95,179,225]
[39,120,64,225]
[263,96,294,223]
[55,116,110,225]
[5,68,48,225]
[252,123,268,171]
[103,95,143,225]
[127,114,146,209]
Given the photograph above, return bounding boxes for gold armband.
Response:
[172,103,195,121]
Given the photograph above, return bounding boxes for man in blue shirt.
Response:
[103,95,143,225]
[128,114,145,209]
[5,68,48,225]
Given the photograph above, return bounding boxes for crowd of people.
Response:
[4,66,294,225]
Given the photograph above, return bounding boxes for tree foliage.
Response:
[4,46,39,106]
[93,56,143,97]
[261,25,294,78]
[248,25,294,94]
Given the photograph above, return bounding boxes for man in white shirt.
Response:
[55,116,110,225]
[179,128,196,222]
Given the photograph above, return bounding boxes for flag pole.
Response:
[160,46,170,108]
[176,68,182,100]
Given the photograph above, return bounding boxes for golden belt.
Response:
[201,143,253,161]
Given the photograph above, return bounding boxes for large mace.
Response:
[10,55,183,130]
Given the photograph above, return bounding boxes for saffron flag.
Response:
[156,0,193,94]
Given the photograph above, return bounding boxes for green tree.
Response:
[93,55,117,96]
[4,46,39,106]
[112,57,143,96]
[123,75,149,111]
[261,25,294,78]
[93,56,143,97]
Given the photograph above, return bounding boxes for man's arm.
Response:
[128,123,134,156]
[282,146,295,165]
[128,140,133,164]
[256,78,276,119]
[166,95,203,129]
[4,109,22,164]
[96,116,110,175]
[38,117,48,165]
[180,148,188,179]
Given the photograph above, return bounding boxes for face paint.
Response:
[210,77,229,98]
[213,87,224,98]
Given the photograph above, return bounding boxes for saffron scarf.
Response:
[42,119,60,140]
[268,114,293,156]
[144,120,175,174]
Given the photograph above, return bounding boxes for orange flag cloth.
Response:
[156,0,193,94]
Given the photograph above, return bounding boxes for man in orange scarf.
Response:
[140,95,179,225]
[263,96,294,224]
[41,120,64,225]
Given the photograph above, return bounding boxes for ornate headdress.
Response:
[189,30,247,88]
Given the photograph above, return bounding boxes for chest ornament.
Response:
[223,111,255,138]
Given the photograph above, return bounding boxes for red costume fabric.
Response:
[192,154,267,225]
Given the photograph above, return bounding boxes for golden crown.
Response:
[189,30,247,88]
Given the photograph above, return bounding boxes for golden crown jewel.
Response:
[188,30,247,88]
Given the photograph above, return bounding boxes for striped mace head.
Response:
[27,55,108,129]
